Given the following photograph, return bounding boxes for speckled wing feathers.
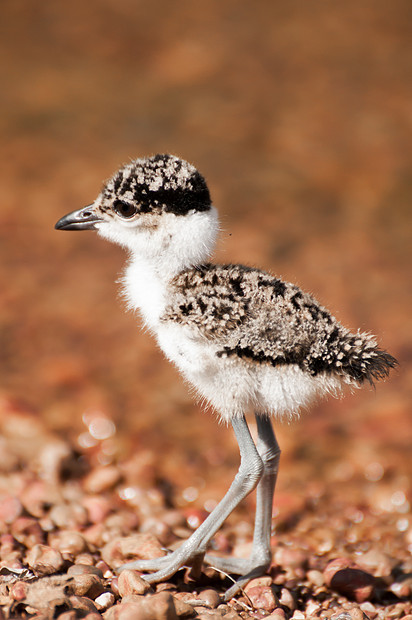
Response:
[163,264,397,385]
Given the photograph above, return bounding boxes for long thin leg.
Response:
[205,415,281,599]
[118,415,264,582]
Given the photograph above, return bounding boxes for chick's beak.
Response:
[55,205,103,231]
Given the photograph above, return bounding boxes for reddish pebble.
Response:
[84,465,122,494]
[118,569,152,596]
[26,543,64,575]
[69,595,99,613]
[324,558,375,603]
[0,495,22,524]
[57,612,77,620]
[274,546,306,570]
[56,530,87,555]
[245,585,278,612]
[198,588,221,608]
[101,534,165,569]
[68,564,104,578]
[11,517,45,547]
[265,610,286,620]
[9,580,28,601]
[104,592,178,619]
[82,496,112,524]
[71,573,105,598]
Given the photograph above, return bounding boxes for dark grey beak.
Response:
[55,205,103,231]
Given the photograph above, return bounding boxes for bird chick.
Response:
[56,154,397,598]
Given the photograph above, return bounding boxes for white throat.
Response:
[112,207,219,328]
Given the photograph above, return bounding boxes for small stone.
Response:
[390,578,412,598]
[348,608,370,620]
[75,553,96,566]
[244,576,273,591]
[118,569,152,596]
[356,549,394,577]
[324,558,375,603]
[104,592,178,620]
[103,601,145,619]
[96,560,113,578]
[102,534,165,569]
[0,495,23,524]
[9,581,28,601]
[278,587,296,611]
[307,569,324,587]
[143,592,178,620]
[84,466,122,494]
[305,600,321,616]
[197,589,221,608]
[26,544,64,575]
[274,547,306,570]
[69,595,99,614]
[95,591,115,611]
[359,601,377,617]
[82,496,113,524]
[67,564,104,578]
[265,610,286,620]
[71,573,105,598]
[291,611,305,619]
[58,612,78,620]
[56,531,87,556]
[245,585,278,612]
[11,517,45,547]
[172,596,196,617]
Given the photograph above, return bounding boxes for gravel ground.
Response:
[1,398,411,620]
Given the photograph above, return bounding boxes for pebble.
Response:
[244,576,273,591]
[9,580,28,601]
[390,577,412,598]
[118,569,152,596]
[68,563,104,578]
[198,588,221,608]
[101,534,165,568]
[356,549,394,577]
[278,587,296,611]
[104,592,178,620]
[82,496,113,524]
[69,595,100,614]
[0,495,23,524]
[11,516,45,547]
[324,558,375,603]
[26,544,64,575]
[244,585,278,612]
[265,610,286,620]
[94,591,115,611]
[274,546,306,570]
[58,611,78,620]
[84,465,122,494]
[172,597,196,617]
[291,611,305,619]
[75,552,96,566]
[307,568,324,587]
[71,573,105,598]
[55,530,87,555]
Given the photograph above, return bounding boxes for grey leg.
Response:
[118,415,264,582]
[205,414,281,599]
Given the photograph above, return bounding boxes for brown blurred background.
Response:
[0,1,411,502]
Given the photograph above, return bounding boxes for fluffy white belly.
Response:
[155,323,344,422]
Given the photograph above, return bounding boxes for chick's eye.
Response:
[113,200,138,219]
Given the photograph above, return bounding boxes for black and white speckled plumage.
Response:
[101,154,211,217]
[163,263,396,386]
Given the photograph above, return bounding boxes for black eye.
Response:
[113,200,138,219]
